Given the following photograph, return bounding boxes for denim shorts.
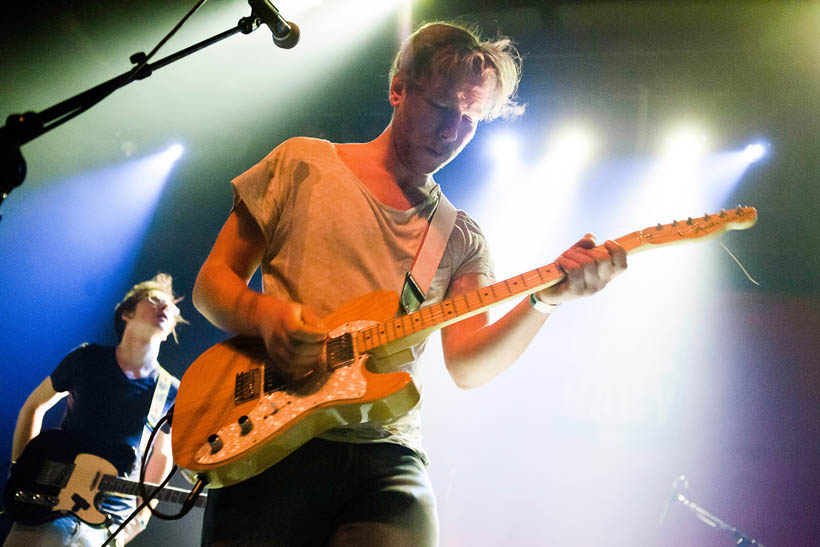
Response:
[4,516,119,547]
[201,438,438,546]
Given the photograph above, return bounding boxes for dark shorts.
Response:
[201,438,438,547]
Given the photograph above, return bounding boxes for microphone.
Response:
[248,0,300,49]
[658,474,688,524]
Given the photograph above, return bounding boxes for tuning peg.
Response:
[656,223,663,231]
[719,209,727,218]
[704,213,711,220]
[672,220,679,228]
[686,217,694,225]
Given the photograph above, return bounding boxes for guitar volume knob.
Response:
[238,415,253,435]
[207,434,223,454]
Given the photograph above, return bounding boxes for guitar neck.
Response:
[356,207,757,357]
[99,476,206,507]
[356,261,564,357]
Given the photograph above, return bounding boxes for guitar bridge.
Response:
[234,368,261,404]
[14,489,59,508]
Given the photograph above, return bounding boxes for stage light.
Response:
[550,126,596,167]
[166,143,184,160]
[534,124,597,187]
[0,146,179,417]
[226,0,408,101]
[743,143,766,163]
[487,131,521,166]
[662,127,708,161]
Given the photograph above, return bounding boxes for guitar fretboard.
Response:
[99,476,206,507]
[355,263,564,353]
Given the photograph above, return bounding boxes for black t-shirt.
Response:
[50,343,178,521]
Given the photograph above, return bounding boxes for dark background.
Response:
[2,1,818,545]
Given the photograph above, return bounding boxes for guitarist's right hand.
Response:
[258,299,328,381]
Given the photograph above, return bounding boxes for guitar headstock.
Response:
[617,206,758,253]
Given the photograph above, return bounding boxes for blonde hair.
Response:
[389,21,525,121]
[114,273,187,342]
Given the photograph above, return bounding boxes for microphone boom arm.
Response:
[0,12,264,218]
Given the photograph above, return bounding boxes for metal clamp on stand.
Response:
[660,475,767,547]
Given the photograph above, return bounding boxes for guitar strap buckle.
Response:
[400,272,425,314]
[400,190,458,315]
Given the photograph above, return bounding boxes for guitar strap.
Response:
[138,365,173,465]
[400,191,458,314]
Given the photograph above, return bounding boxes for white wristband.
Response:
[529,293,559,314]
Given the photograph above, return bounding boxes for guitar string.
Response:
[365,261,556,353]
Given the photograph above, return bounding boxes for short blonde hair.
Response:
[114,273,187,342]
[389,21,525,121]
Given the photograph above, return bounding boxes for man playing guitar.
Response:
[5,273,186,546]
[192,21,626,547]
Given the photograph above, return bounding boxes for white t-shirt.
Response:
[232,137,494,459]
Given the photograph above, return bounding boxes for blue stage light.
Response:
[743,143,766,163]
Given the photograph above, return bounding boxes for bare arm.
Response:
[143,429,173,486]
[11,377,67,461]
[117,429,173,544]
[193,202,326,378]
[441,235,626,389]
[440,274,547,389]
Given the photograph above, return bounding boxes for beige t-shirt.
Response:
[232,136,494,459]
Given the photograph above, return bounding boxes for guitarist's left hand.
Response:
[534,234,627,306]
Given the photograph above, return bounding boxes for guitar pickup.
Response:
[36,459,74,489]
[326,333,354,370]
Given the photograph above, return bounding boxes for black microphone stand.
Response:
[672,487,767,547]
[0,12,262,221]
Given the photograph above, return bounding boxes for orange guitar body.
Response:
[172,291,421,488]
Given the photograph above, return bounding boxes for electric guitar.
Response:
[3,429,207,526]
[172,207,758,488]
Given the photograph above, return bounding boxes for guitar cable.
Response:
[102,407,209,546]
[138,408,209,521]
